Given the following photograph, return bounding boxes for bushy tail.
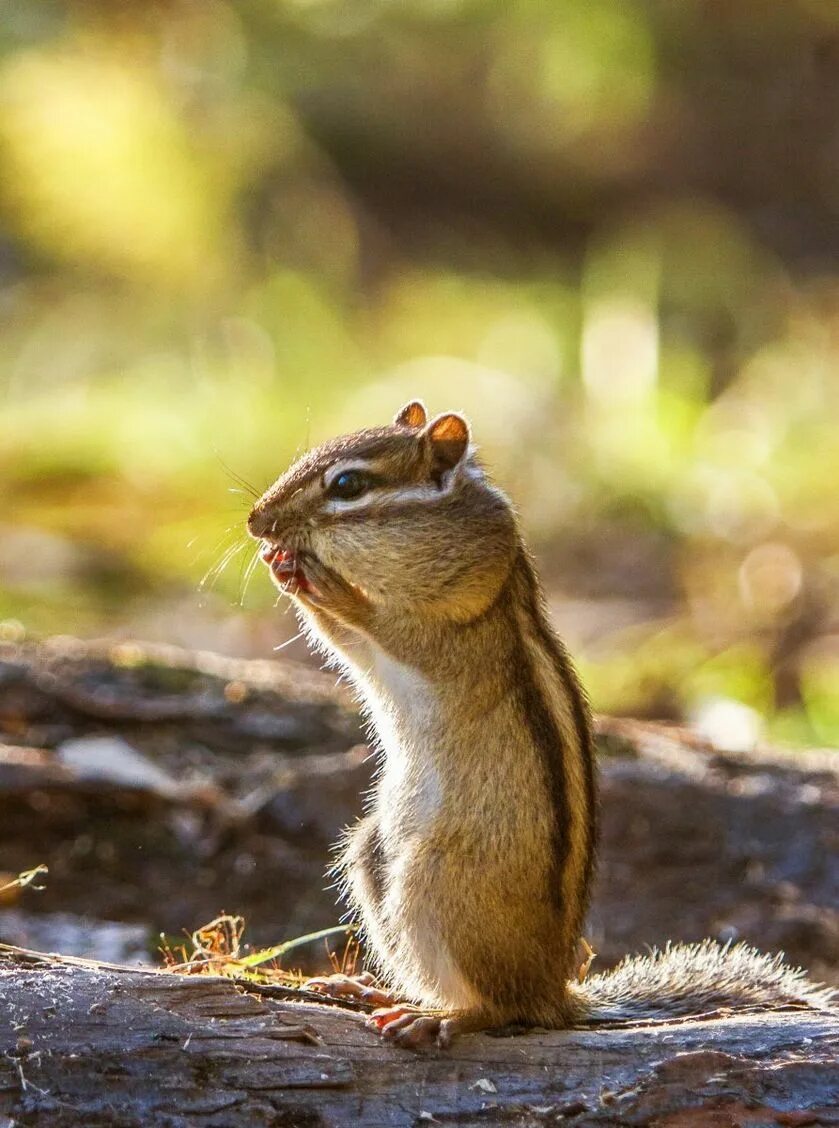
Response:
[570,940,835,1025]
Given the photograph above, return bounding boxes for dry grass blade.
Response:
[159,914,357,989]
[0,865,48,897]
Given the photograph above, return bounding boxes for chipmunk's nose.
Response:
[247,504,274,539]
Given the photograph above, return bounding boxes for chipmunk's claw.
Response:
[368,1006,455,1049]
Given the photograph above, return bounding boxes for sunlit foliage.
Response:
[1,0,837,747]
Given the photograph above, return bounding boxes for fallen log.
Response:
[1,950,837,1127]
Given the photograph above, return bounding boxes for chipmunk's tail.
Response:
[569,940,835,1024]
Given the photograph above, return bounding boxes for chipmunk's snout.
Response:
[246,504,273,539]
[248,496,289,541]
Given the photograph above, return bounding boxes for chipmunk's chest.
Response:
[366,646,438,745]
[364,647,444,834]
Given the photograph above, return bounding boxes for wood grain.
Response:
[1,952,836,1127]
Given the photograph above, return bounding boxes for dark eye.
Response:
[328,469,372,500]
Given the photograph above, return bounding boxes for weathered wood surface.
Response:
[1,954,837,1128]
[1,641,838,1125]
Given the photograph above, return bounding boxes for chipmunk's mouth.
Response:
[260,544,313,594]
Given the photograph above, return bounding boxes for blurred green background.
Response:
[1,0,838,748]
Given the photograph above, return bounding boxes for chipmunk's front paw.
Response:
[305,971,397,1009]
[296,554,372,626]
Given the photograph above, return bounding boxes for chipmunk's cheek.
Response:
[307,536,379,602]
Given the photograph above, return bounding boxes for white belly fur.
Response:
[366,646,442,836]
[357,647,478,1009]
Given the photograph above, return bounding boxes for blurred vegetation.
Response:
[1,0,838,747]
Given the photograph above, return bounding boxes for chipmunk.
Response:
[247,400,833,1048]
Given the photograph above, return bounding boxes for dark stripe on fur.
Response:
[515,549,598,927]
[499,573,570,914]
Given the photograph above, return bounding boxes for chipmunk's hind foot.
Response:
[368,1005,491,1049]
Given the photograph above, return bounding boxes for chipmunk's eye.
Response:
[328,469,372,500]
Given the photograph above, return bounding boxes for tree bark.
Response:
[1,950,837,1128]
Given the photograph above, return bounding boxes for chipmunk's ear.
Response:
[424,412,470,472]
[394,400,428,429]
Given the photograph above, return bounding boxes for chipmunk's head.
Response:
[247,401,517,620]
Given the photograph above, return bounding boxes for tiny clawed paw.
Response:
[394,1016,445,1049]
[295,557,341,601]
[367,1004,417,1029]
[368,1007,449,1049]
[304,972,394,1007]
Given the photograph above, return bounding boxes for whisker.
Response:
[194,523,241,559]
[202,546,246,592]
[238,543,263,606]
[228,488,256,507]
[188,528,237,571]
[213,451,263,499]
[199,536,248,592]
[200,532,244,580]
[235,538,256,593]
[273,630,305,652]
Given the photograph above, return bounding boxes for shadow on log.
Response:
[1,949,837,1127]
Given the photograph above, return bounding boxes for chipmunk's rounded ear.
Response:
[424,412,470,471]
[394,400,428,429]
